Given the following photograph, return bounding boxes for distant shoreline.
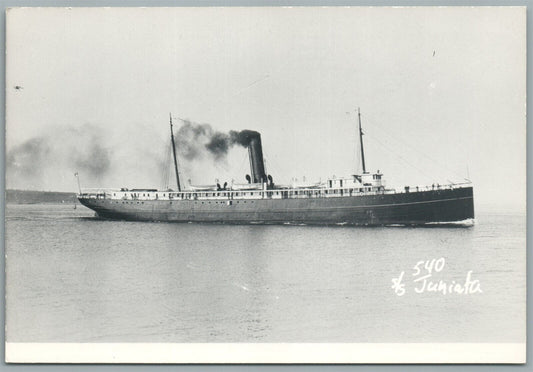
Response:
[6,202,80,205]
[6,189,78,204]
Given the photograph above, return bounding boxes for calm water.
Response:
[5,203,526,343]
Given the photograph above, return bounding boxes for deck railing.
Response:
[78,182,472,201]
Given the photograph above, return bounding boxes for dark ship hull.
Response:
[79,186,474,226]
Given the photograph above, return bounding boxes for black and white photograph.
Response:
[4,6,526,363]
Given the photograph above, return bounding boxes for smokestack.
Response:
[248,134,267,183]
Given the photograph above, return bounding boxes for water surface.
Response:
[5,203,526,343]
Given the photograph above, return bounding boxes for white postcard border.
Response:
[5,342,526,364]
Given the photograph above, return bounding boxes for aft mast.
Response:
[358,107,367,174]
[169,113,182,192]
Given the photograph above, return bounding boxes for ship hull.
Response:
[78,187,474,226]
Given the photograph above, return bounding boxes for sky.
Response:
[5,7,526,210]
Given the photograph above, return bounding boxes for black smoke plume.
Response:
[6,138,50,179]
[72,138,112,177]
[7,124,112,189]
[176,120,259,160]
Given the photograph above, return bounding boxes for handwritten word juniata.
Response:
[391,258,482,296]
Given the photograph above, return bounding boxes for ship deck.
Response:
[78,183,471,203]
[78,184,474,226]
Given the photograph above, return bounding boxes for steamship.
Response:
[78,111,474,225]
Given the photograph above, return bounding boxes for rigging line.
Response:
[241,149,248,169]
[354,129,362,174]
[265,136,303,179]
[168,137,173,188]
[174,147,184,191]
[164,137,172,190]
[238,150,249,178]
[189,74,272,119]
[232,74,271,97]
[171,115,189,190]
[263,151,286,180]
[161,137,167,190]
[161,136,169,190]
[361,113,466,179]
[346,111,363,174]
[364,114,465,180]
[212,158,230,173]
[261,142,275,176]
[364,132,437,181]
